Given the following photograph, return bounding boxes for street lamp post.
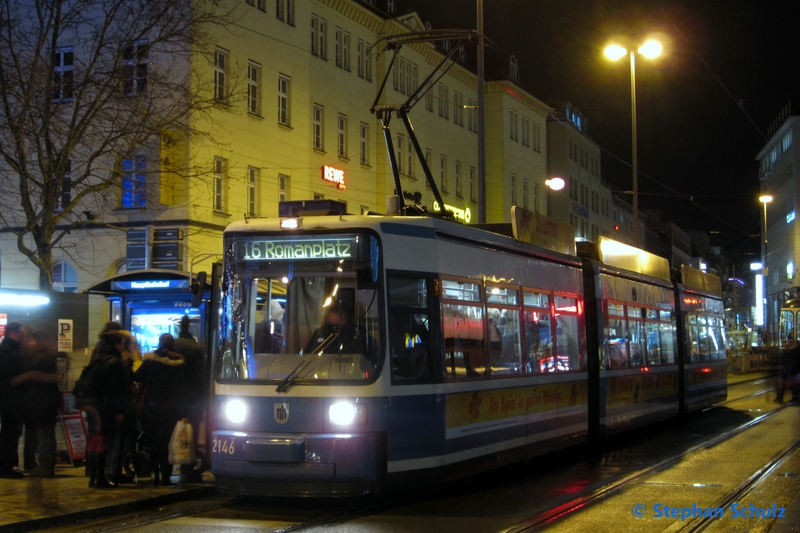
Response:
[760,194,773,338]
[604,39,662,248]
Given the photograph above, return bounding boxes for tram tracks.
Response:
[498,402,793,532]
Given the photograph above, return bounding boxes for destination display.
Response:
[237,235,360,261]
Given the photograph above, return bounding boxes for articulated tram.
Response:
[209,203,726,497]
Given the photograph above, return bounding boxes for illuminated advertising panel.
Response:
[321,165,345,190]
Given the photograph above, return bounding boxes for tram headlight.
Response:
[224,399,247,424]
[329,401,367,426]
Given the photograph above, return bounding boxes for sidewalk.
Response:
[0,463,215,532]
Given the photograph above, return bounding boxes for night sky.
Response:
[399,0,800,259]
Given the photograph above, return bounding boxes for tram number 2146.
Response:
[212,438,236,455]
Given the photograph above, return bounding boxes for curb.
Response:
[0,485,217,533]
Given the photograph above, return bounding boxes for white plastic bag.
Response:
[168,418,195,465]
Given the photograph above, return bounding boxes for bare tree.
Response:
[0,0,234,288]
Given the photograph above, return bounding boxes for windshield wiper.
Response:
[275,331,339,393]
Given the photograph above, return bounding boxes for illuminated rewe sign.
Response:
[239,236,358,261]
[432,201,472,223]
[322,165,345,190]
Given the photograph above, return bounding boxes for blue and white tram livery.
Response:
[209,204,727,497]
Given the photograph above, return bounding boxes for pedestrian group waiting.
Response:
[0,317,206,488]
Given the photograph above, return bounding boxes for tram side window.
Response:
[628,307,645,367]
[706,317,722,360]
[644,309,661,365]
[442,279,485,379]
[780,310,795,347]
[388,276,431,381]
[555,295,582,371]
[523,291,553,374]
[487,286,523,376]
[605,302,628,369]
[659,309,676,364]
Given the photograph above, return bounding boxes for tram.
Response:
[208,201,727,497]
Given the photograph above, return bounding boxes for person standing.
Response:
[12,330,62,478]
[83,330,128,488]
[134,333,186,487]
[0,321,27,478]
[172,316,206,483]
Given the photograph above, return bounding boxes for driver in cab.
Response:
[304,302,358,355]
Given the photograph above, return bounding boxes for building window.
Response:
[57,159,72,211]
[396,134,404,174]
[122,40,148,96]
[248,61,261,115]
[257,0,265,9]
[276,0,283,19]
[214,48,228,102]
[311,15,317,56]
[411,63,418,94]
[387,0,395,13]
[469,166,476,202]
[407,140,413,178]
[121,155,146,208]
[455,161,462,197]
[521,116,530,146]
[437,83,444,116]
[364,42,372,81]
[360,123,369,165]
[53,262,78,293]
[522,178,528,209]
[335,27,342,67]
[398,57,405,94]
[278,74,290,125]
[313,104,324,151]
[454,92,464,126]
[357,39,364,77]
[439,155,447,192]
[425,149,432,188]
[509,55,519,81]
[52,46,74,102]
[511,174,517,206]
[509,109,518,141]
[278,173,289,203]
[286,0,294,25]
[533,122,541,152]
[443,86,449,119]
[343,32,350,71]
[247,166,259,217]
[213,157,226,212]
[467,99,476,131]
[426,81,434,112]
[318,18,327,60]
[338,114,348,158]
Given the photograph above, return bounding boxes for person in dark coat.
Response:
[0,321,27,478]
[134,333,186,487]
[84,330,128,488]
[11,330,62,478]
[172,316,206,483]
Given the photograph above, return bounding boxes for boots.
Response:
[92,453,116,488]
[86,452,96,487]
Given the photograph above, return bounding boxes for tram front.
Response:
[211,223,385,496]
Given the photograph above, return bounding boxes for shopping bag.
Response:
[168,418,195,465]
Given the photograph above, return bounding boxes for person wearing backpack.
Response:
[81,330,127,488]
[172,316,206,483]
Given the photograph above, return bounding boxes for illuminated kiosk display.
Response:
[86,269,213,353]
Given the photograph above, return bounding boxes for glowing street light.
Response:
[546,177,565,191]
[604,38,663,248]
[758,194,772,330]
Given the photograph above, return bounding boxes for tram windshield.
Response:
[216,233,382,384]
